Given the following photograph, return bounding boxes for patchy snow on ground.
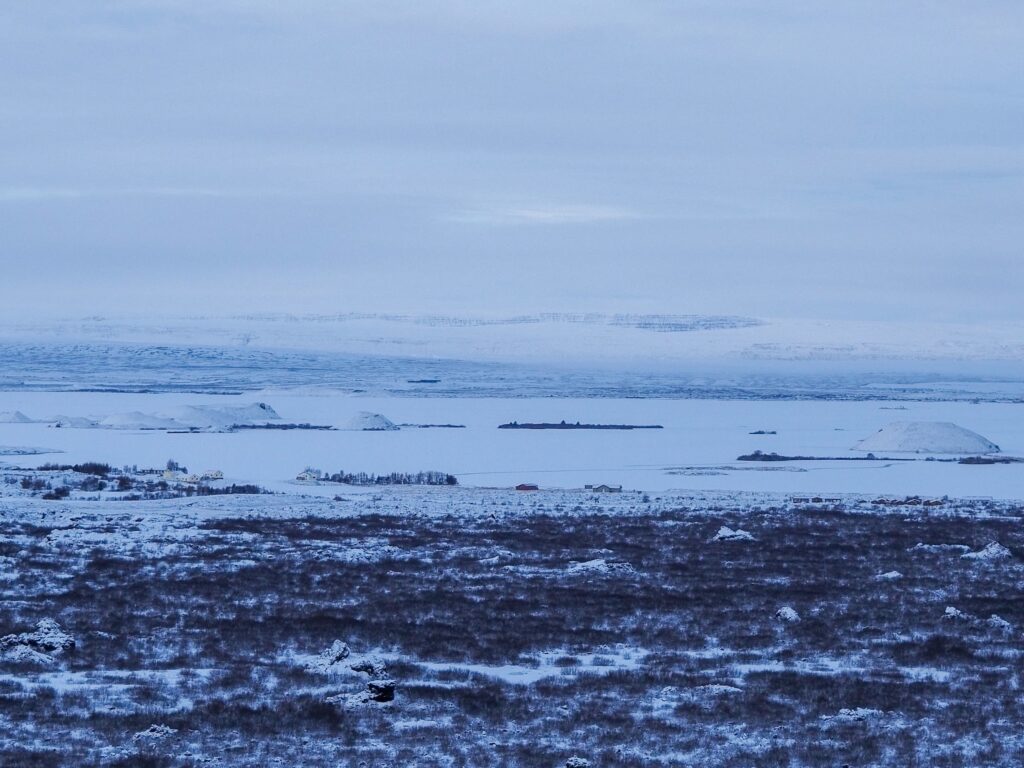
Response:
[1,482,1023,765]
[412,646,648,686]
[910,542,971,554]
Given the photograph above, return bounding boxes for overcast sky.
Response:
[0,1,1021,322]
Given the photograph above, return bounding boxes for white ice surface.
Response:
[0,391,1021,497]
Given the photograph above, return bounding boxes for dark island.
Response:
[398,423,467,429]
[738,450,912,462]
[229,423,335,431]
[499,420,663,430]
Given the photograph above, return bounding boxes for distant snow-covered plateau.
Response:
[0,313,1021,498]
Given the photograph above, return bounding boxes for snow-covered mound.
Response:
[50,415,99,428]
[854,422,999,454]
[53,402,281,432]
[0,411,34,423]
[159,402,281,430]
[99,411,184,430]
[344,411,398,431]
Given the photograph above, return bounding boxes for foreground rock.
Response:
[327,678,397,707]
[133,724,178,741]
[1,619,76,664]
[962,542,1012,561]
[711,526,756,542]
[775,606,801,624]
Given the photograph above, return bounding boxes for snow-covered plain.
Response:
[0,391,1020,498]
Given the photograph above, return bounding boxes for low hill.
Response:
[344,412,398,431]
[0,411,34,423]
[854,422,999,454]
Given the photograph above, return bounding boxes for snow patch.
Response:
[987,614,1013,631]
[565,558,636,576]
[133,724,177,741]
[826,707,885,721]
[910,543,971,553]
[961,541,1012,561]
[711,526,756,542]
[943,606,971,621]
[305,641,388,679]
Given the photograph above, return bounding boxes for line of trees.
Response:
[326,470,457,486]
[38,462,113,476]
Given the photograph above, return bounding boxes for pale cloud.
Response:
[449,204,643,226]
[0,187,281,202]
[0,1,1021,322]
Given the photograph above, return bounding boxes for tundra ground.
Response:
[1,489,1022,766]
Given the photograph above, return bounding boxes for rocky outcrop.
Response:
[775,606,801,624]
[1,619,75,664]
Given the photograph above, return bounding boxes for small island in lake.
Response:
[499,420,663,430]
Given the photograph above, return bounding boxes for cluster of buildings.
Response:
[516,483,623,493]
[161,469,224,484]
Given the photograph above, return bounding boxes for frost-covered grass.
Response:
[1,487,1023,766]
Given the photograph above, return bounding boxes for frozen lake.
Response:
[1,391,1021,498]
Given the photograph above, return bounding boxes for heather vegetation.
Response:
[1,489,1022,766]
